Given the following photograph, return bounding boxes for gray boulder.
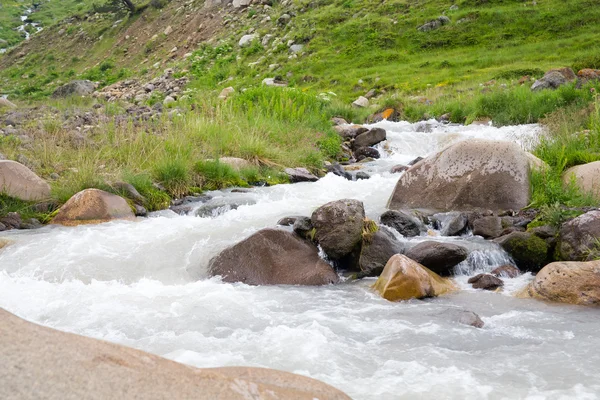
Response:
[558,210,600,261]
[311,199,365,260]
[285,167,318,183]
[358,228,405,276]
[208,229,339,285]
[388,140,533,212]
[433,211,468,236]
[531,68,576,91]
[0,160,50,201]
[380,210,424,237]
[52,80,95,98]
[353,128,386,149]
[417,16,451,32]
[472,216,503,238]
[405,241,469,276]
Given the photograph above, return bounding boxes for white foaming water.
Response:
[2,120,600,400]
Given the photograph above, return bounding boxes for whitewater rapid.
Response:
[2,120,600,400]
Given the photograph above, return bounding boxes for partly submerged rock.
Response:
[379,210,424,237]
[490,264,521,278]
[468,274,504,290]
[311,199,365,260]
[405,241,468,276]
[208,228,338,285]
[285,167,319,183]
[359,228,405,277]
[353,128,386,149]
[494,231,548,271]
[388,140,533,212]
[51,189,135,226]
[0,160,50,201]
[372,254,457,301]
[0,309,351,400]
[520,260,600,306]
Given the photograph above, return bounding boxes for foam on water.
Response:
[2,120,599,400]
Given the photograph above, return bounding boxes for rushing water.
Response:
[2,120,600,400]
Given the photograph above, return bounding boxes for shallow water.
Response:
[2,120,599,400]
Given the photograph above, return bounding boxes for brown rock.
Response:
[563,161,600,200]
[490,264,520,278]
[387,140,532,212]
[390,164,409,174]
[333,124,367,139]
[521,261,600,306]
[208,228,339,285]
[557,210,600,261]
[353,128,386,149]
[0,309,351,400]
[468,273,504,290]
[372,254,457,301]
[472,216,503,238]
[311,199,365,260]
[0,160,50,201]
[405,241,468,276]
[51,189,135,226]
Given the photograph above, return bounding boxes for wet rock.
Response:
[0,212,21,229]
[51,189,135,226]
[333,124,367,139]
[353,128,386,149]
[563,161,600,200]
[52,80,95,98]
[359,228,405,277]
[355,171,370,180]
[0,222,6,231]
[521,260,600,306]
[490,264,520,278]
[196,200,254,218]
[372,254,457,301]
[326,163,352,180]
[472,216,503,238]
[380,210,424,237]
[285,167,319,183]
[468,274,504,290]
[390,164,408,174]
[354,147,380,160]
[0,309,352,400]
[134,204,148,217]
[277,216,302,226]
[208,229,339,285]
[311,199,365,260]
[0,160,50,201]
[113,181,145,204]
[531,68,576,91]
[558,210,600,261]
[388,140,533,212]
[530,225,557,239]
[446,309,485,328]
[170,195,210,215]
[408,156,424,166]
[432,211,467,236]
[20,218,42,230]
[292,216,314,239]
[368,108,397,123]
[494,232,548,271]
[405,241,469,276]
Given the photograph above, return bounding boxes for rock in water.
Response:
[311,199,365,260]
[0,309,351,400]
[491,264,521,278]
[468,274,504,290]
[405,241,468,276]
[285,167,319,183]
[387,140,533,212]
[558,210,600,261]
[494,232,548,271]
[51,189,135,226]
[52,80,95,98]
[521,261,600,306]
[372,254,457,301]
[208,228,338,285]
[472,216,503,238]
[0,160,50,201]
[379,210,424,237]
[359,228,405,276]
[353,128,386,149]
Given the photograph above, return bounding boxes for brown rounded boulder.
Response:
[521,261,600,306]
[208,228,339,285]
[51,189,135,226]
[0,309,351,400]
[387,140,533,212]
[563,161,600,200]
[311,199,365,260]
[0,160,50,201]
[372,254,457,301]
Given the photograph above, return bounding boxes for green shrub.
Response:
[195,160,245,190]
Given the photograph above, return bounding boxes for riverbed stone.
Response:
[521,260,600,306]
[353,128,386,149]
[472,216,503,238]
[293,216,314,239]
[557,210,600,261]
[0,160,50,201]
[359,228,405,277]
[405,241,469,276]
[446,309,485,328]
[491,264,520,278]
[432,211,468,236]
[208,228,338,285]
[494,231,548,271]
[51,189,135,226]
[387,140,532,212]
[285,167,319,183]
[372,254,457,301]
[333,125,368,139]
[468,273,504,290]
[0,309,351,400]
[379,210,424,237]
[563,161,600,200]
[311,199,365,260]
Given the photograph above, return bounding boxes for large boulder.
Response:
[379,210,424,237]
[358,228,405,276]
[557,210,600,261]
[311,199,365,260]
[563,161,600,200]
[208,228,339,285]
[531,68,576,91]
[388,140,532,212]
[494,231,548,271]
[0,309,351,400]
[51,189,135,226]
[521,261,600,306]
[405,241,469,276]
[52,80,95,98]
[0,160,50,201]
[372,254,457,301]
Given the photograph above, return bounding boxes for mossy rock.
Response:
[494,232,549,272]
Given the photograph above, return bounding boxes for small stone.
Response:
[352,96,369,108]
[468,274,504,290]
[163,96,175,105]
[164,26,173,35]
[490,264,520,278]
